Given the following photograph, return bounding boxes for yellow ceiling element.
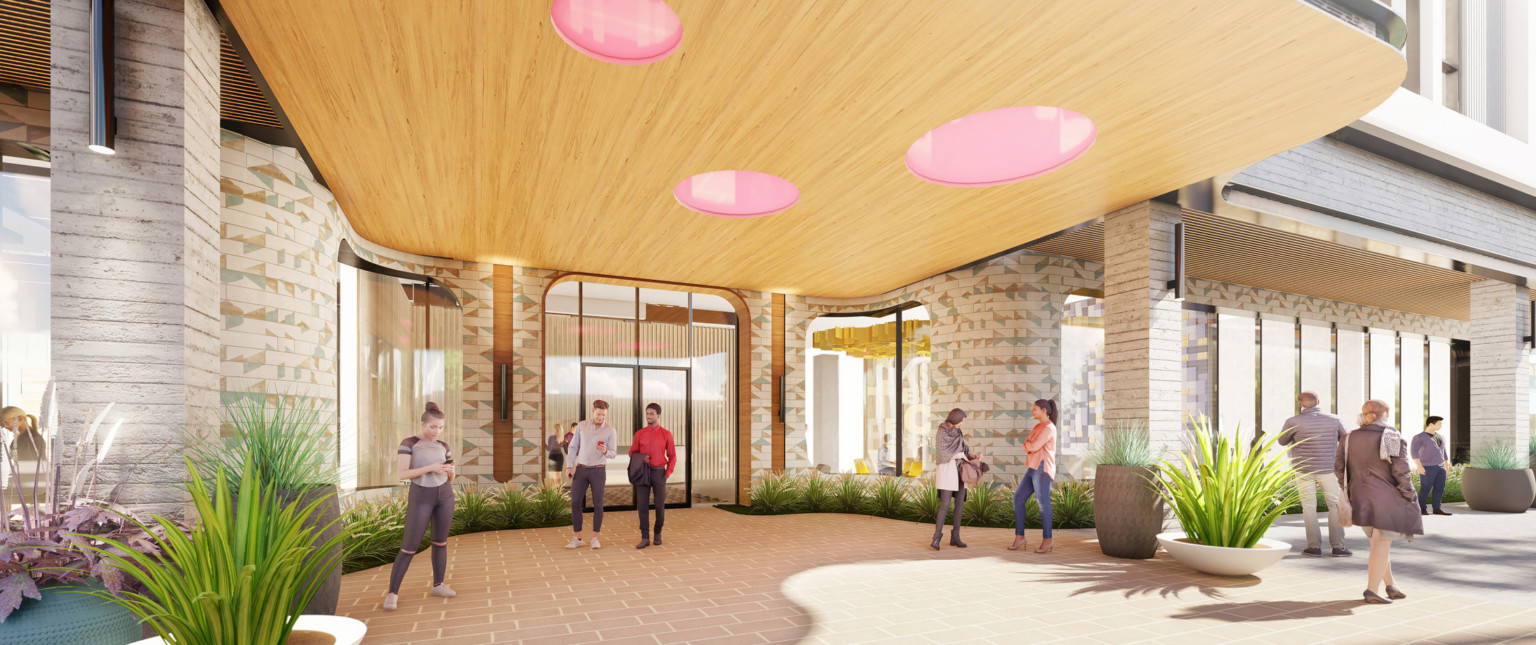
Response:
[813,320,931,360]
[220,0,1405,298]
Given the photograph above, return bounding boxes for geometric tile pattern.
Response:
[218,130,497,484]
[509,266,558,486]
[791,252,1100,480]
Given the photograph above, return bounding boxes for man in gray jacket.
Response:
[1279,391,1352,557]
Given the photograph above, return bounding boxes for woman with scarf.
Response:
[1335,399,1423,605]
[932,408,983,550]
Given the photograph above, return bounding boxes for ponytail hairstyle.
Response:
[421,401,446,424]
[1033,398,1059,425]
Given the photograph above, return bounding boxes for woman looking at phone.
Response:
[383,402,457,611]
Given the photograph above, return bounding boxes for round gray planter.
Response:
[1461,467,1536,513]
[1092,465,1165,559]
[0,581,141,645]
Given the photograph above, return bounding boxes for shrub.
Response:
[339,495,411,574]
[1050,480,1095,529]
[1155,421,1300,548]
[831,474,870,514]
[961,479,1012,527]
[451,485,498,534]
[749,472,802,514]
[1088,421,1155,467]
[493,484,535,528]
[907,478,941,523]
[800,472,832,512]
[869,476,909,518]
[530,485,572,525]
[1470,441,1525,470]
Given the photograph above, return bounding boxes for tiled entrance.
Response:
[339,507,1536,644]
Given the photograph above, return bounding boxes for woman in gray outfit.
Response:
[1335,399,1423,605]
[383,402,457,611]
[931,408,982,550]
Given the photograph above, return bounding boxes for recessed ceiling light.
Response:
[674,170,799,218]
[906,106,1096,187]
[550,0,683,66]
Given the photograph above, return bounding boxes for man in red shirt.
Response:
[630,402,677,549]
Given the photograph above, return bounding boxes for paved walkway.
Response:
[339,507,1536,644]
[1270,502,1536,608]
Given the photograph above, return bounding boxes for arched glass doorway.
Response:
[544,281,739,507]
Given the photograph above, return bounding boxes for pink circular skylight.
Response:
[906,106,1097,187]
[550,0,683,65]
[674,170,800,218]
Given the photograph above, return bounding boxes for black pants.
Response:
[389,482,454,593]
[636,466,666,537]
[571,466,606,532]
[935,483,965,534]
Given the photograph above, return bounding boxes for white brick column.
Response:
[1469,280,1531,455]
[1103,201,1183,456]
[50,0,221,516]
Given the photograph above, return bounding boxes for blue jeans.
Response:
[1418,465,1447,511]
[1014,468,1053,538]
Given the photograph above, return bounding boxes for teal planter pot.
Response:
[0,581,142,645]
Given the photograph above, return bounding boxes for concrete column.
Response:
[1469,280,1531,455]
[1103,200,1184,456]
[50,0,221,516]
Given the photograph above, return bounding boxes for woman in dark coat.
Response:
[1335,399,1423,605]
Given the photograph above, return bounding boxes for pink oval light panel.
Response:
[550,0,683,65]
[674,170,799,218]
[906,106,1097,187]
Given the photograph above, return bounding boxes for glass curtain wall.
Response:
[1216,309,1257,439]
[1,161,49,510]
[339,263,463,490]
[1062,296,1105,457]
[1399,333,1426,434]
[1300,321,1335,413]
[544,282,738,505]
[1337,327,1367,423]
[1260,317,1298,440]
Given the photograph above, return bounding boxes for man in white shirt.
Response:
[564,400,618,550]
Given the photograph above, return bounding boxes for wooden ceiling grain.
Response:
[1026,212,1481,321]
[220,1,1402,297]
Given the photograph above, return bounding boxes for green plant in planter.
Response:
[1154,422,1300,548]
[1470,441,1525,470]
[749,473,802,514]
[529,486,572,525]
[79,456,346,645]
[492,484,535,528]
[186,393,338,491]
[1087,421,1156,467]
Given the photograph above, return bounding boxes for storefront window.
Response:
[1182,307,1215,425]
[1260,317,1298,439]
[1062,295,1104,453]
[1337,327,1368,423]
[0,159,49,508]
[1300,320,1334,413]
[1216,309,1257,438]
[1399,333,1426,433]
[807,304,931,476]
[338,260,464,490]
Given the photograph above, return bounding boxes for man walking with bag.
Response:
[630,403,676,549]
[1279,391,1352,557]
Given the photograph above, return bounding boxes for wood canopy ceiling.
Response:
[1028,211,1483,321]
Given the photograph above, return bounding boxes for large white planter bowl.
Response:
[1156,531,1292,577]
[130,615,366,645]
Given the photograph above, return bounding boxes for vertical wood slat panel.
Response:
[493,265,515,481]
[772,294,785,472]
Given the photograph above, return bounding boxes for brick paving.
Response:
[339,508,1536,644]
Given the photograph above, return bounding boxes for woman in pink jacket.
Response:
[1010,399,1058,553]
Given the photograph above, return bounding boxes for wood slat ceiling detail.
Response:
[220,33,281,129]
[220,0,1405,298]
[0,0,48,90]
[1026,211,1481,321]
[0,0,283,130]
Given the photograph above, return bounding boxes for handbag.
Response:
[628,452,650,485]
[1337,434,1354,528]
[959,456,986,484]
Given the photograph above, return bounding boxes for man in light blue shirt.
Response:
[564,400,618,550]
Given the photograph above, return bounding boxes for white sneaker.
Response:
[382,593,398,611]
[591,536,602,550]
[430,584,456,598]
[564,537,583,549]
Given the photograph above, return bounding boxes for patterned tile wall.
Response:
[217,130,497,485]
[790,252,1101,480]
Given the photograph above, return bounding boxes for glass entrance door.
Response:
[580,364,691,510]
